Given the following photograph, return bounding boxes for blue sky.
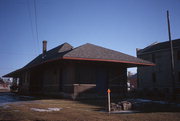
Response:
[0,0,180,77]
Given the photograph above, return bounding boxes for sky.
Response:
[0,0,180,77]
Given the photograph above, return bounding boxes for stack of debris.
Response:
[110,101,132,111]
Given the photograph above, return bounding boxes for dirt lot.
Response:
[0,92,180,121]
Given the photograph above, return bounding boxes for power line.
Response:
[27,0,37,53]
[33,0,40,53]
[0,67,18,70]
[0,52,37,56]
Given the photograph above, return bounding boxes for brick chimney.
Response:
[42,40,47,54]
[42,40,47,58]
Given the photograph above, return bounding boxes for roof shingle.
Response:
[3,42,154,77]
[63,43,153,65]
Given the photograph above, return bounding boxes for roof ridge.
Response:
[83,43,129,55]
[23,42,73,69]
[63,43,87,53]
[63,43,106,57]
[68,42,130,56]
[63,42,153,65]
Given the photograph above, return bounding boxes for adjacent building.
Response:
[127,73,137,91]
[0,78,9,89]
[4,41,153,99]
[137,39,180,95]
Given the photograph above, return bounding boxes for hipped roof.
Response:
[3,42,154,77]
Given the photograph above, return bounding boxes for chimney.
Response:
[42,40,47,54]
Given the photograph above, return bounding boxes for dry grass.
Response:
[0,99,180,121]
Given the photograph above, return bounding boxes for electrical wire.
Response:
[27,0,37,54]
[33,0,40,53]
[0,52,36,56]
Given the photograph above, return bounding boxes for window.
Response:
[152,72,156,83]
[177,51,180,60]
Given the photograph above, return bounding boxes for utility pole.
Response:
[167,10,176,100]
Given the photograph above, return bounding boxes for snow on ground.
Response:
[134,99,152,103]
[110,110,140,114]
[31,108,63,112]
[130,98,169,104]
[153,101,168,104]
[0,93,35,104]
[0,92,180,112]
[0,92,40,109]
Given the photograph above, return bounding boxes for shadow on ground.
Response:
[73,87,180,113]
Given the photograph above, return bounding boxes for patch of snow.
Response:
[153,101,168,104]
[0,100,39,107]
[0,92,36,105]
[134,99,152,103]
[30,108,62,112]
[99,110,139,114]
[48,108,62,111]
[110,110,140,114]
[31,108,51,112]
[133,99,168,104]
[19,96,35,99]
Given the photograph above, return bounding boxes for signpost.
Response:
[107,89,111,113]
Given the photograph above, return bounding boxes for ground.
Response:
[0,91,180,121]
